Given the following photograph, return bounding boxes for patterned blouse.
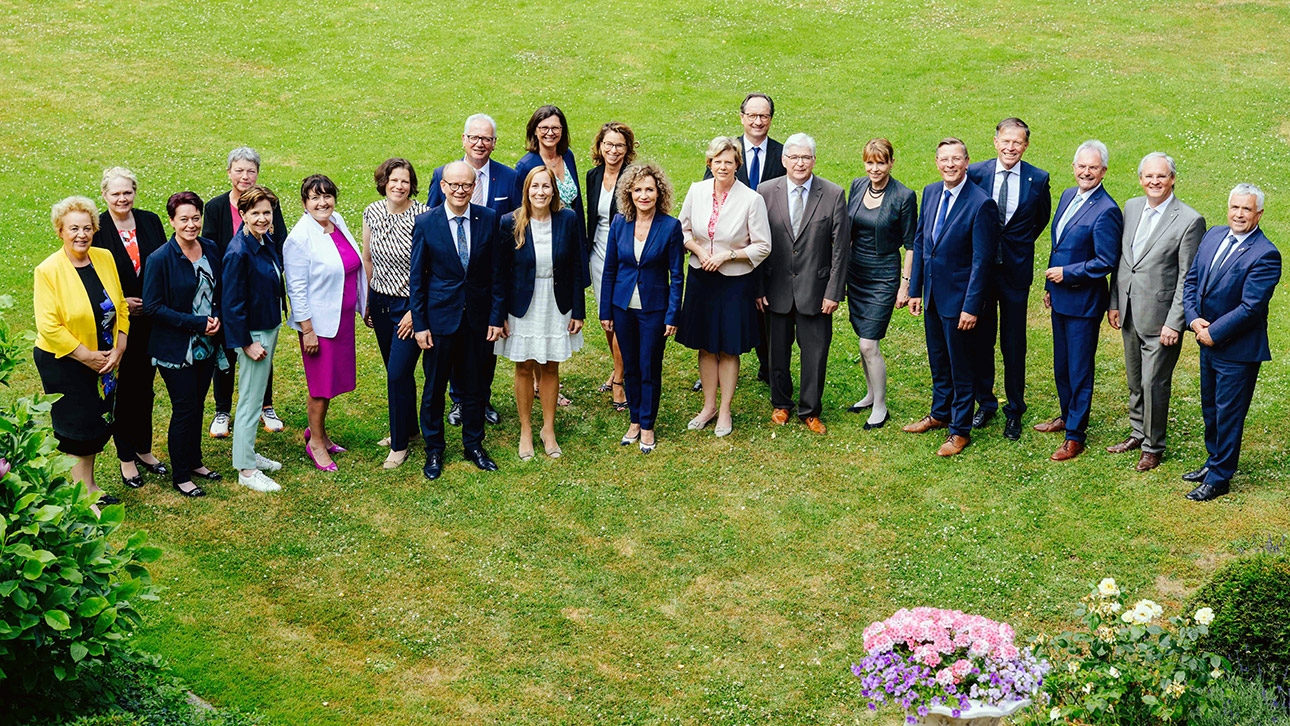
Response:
[363,198,429,297]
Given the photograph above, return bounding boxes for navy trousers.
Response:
[1199,348,1261,485]
[420,324,489,455]
[1051,312,1100,443]
[370,291,421,452]
[925,294,976,437]
[973,274,1030,420]
[613,306,667,430]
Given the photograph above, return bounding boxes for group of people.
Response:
[32,94,1280,506]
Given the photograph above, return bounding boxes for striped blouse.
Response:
[363,198,429,297]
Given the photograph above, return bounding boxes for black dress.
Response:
[34,265,118,456]
[845,177,917,340]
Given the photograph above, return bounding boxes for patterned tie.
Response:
[995,170,1009,264]
[455,217,470,269]
[471,168,486,205]
[932,189,952,241]
[1210,233,1237,271]
[791,185,805,238]
[749,146,761,190]
[1055,193,1085,242]
[1131,206,1157,263]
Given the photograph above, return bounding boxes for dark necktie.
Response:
[749,146,761,190]
[932,189,952,241]
[995,170,1009,263]
[455,217,469,268]
[1210,234,1237,271]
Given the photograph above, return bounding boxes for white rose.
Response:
[1110,602,1121,612]
[1108,666,1120,678]
[1068,661,1081,673]
[1211,668,1223,679]
[1050,707,1062,721]
[1083,682,1093,694]
[1097,578,1120,597]
[1195,607,1215,626]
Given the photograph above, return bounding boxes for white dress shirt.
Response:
[447,209,473,262]
[743,137,768,181]
[937,177,969,223]
[991,162,1021,224]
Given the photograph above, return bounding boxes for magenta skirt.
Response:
[302,230,360,399]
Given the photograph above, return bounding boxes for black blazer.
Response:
[500,208,585,321]
[705,135,787,188]
[846,177,918,257]
[142,236,223,365]
[585,164,622,244]
[201,190,288,260]
[93,209,167,299]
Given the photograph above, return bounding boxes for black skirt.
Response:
[847,250,902,340]
[33,348,115,456]
[675,267,761,355]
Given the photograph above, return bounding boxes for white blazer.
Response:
[678,178,771,277]
[284,211,368,338]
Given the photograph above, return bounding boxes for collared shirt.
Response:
[785,175,814,210]
[991,161,1021,224]
[447,209,472,258]
[939,176,969,221]
[743,137,768,181]
[1056,183,1102,240]
[1136,193,1174,242]
[464,158,490,204]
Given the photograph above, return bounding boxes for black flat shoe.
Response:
[863,412,891,431]
[465,447,498,472]
[191,469,222,481]
[98,493,121,505]
[1185,481,1229,502]
[172,482,206,498]
[136,457,169,476]
[847,401,873,413]
[1182,466,1210,483]
[122,473,145,489]
[423,451,443,480]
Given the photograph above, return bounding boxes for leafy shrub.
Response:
[1187,555,1290,684]
[1194,669,1290,726]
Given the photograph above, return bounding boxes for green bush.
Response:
[1188,555,1290,684]
[1194,671,1290,726]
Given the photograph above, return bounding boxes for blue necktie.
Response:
[749,146,761,190]
[1210,234,1237,271]
[932,189,952,241]
[455,217,469,268]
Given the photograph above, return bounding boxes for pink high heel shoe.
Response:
[304,428,347,454]
[306,442,338,472]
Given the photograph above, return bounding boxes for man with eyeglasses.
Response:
[427,113,518,427]
[754,133,849,434]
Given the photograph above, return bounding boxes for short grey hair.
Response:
[1229,183,1265,211]
[783,133,817,156]
[1073,140,1109,168]
[463,113,498,136]
[226,146,261,170]
[1137,152,1176,177]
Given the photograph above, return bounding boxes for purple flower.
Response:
[0,457,9,479]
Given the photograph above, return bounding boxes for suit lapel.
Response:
[638,214,664,265]
[468,207,486,271]
[1133,203,1178,268]
[931,184,968,251]
[1055,188,1098,248]
[436,210,466,274]
[794,178,824,245]
[1207,234,1255,293]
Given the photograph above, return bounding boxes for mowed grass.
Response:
[2,0,1290,722]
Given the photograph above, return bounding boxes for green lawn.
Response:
[3,0,1289,723]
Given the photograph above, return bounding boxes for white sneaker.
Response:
[261,406,285,432]
[254,453,282,472]
[238,470,280,492]
[209,412,231,438]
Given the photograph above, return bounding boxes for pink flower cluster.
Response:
[862,607,1021,669]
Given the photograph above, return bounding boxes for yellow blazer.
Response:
[34,247,130,357]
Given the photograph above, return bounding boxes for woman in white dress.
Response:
[496,166,585,460]
[586,122,636,411]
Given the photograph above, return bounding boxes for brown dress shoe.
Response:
[1135,451,1162,471]
[771,408,790,425]
[1050,439,1085,461]
[1033,417,1066,433]
[804,417,827,434]
[903,415,948,434]
[1106,436,1143,454]
[937,434,970,456]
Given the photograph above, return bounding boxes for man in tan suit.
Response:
[1107,152,1205,471]
[755,133,849,433]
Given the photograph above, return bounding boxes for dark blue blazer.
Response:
[142,236,223,365]
[221,227,285,349]
[515,151,588,253]
[409,204,507,336]
[599,214,686,326]
[966,159,1052,289]
[908,180,1000,319]
[426,160,519,215]
[1046,185,1122,318]
[1183,226,1281,363]
[499,208,585,320]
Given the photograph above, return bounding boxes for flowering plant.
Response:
[852,607,1050,722]
[1036,577,1229,725]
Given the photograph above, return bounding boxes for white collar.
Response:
[943,177,968,197]
[1145,193,1174,213]
[1231,227,1258,244]
[995,161,1020,176]
[789,176,813,195]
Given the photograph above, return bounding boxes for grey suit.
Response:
[756,174,850,418]
[1109,195,1205,453]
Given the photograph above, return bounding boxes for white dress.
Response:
[495,218,584,363]
[590,187,612,309]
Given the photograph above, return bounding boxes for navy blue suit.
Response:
[426,160,519,215]
[908,179,1001,437]
[221,227,285,350]
[1183,225,1281,485]
[1046,185,1122,442]
[409,204,507,455]
[599,213,685,429]
[515,151,587,254]
[499,208,585,321]
[967,159,1052,419]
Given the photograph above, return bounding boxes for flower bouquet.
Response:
[852,607,1050,724]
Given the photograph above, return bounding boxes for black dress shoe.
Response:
[1003,417,1022,441]
[172,482,206,498]
[972,409,997,429]
[1185,481,1230,502]
[135,457,169,476]
[690,379,702,392]
[98,493,121,505]
[423,451,444,480]
[191,469,222,481]
[1182,466,1210,483]
[122,473,145,489]
[484,404,501,426]
[465,447,498,472]
[446,403,462,427]
[863,412,890,430]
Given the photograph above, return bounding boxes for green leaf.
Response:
[32,505,63,522]
[0,580,17,597]
[12,493,37,511]
[135,545,162,563]
[45,585,75,608]
[97,503,125,527]
[93,608,117,635]
[31,549,56,563]
[43,610,70,631]
[125,530,146,549]
[70,643,88,662]
[76,596,109,618]
[111,579,141,603]
[21,558,45,580]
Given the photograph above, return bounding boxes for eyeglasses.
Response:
[785,154,815,163]
[1074,163,1105,172]
[445,182,476,192]
[536,125,562,137]
[465,134,496,144]
[741,112,772,122]
[601,142,627,151]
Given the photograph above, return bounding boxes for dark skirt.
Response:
[847,250,901,340]
[33,348,115,456]
[675,267,761,355]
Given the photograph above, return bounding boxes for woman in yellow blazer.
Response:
[34,196,130,506]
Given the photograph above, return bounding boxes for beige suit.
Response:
[1109,194,1205,453]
